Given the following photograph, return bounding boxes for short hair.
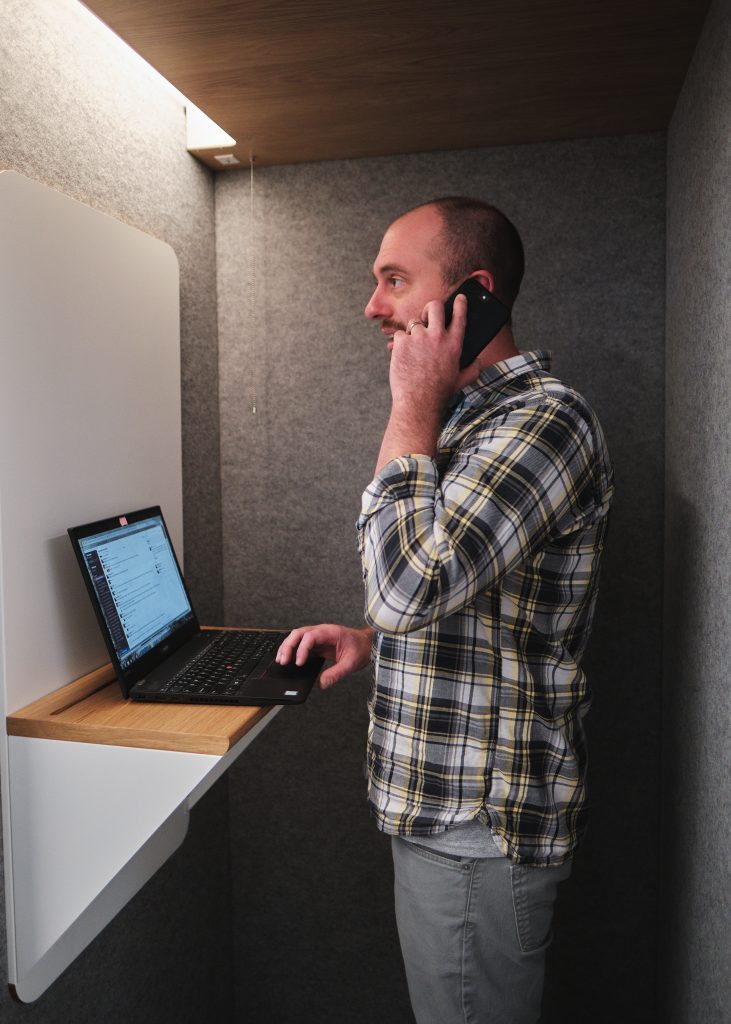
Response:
[415,196,525,309]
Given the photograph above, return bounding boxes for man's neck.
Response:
[474,325,519,371]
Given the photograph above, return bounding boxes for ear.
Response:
[468,269,496,294]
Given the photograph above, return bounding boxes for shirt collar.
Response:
[450,350,553,417]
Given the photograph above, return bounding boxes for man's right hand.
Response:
[276,624,373,690]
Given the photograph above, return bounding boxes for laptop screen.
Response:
[73,510,195,672]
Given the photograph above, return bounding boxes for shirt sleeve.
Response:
[356,398,606,634]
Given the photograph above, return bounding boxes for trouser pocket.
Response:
[510,859,572,953]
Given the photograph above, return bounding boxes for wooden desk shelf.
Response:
[7,662,271,755]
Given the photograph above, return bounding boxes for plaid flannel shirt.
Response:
[356,352,614,866]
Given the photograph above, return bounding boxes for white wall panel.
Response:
[0,171,182,714]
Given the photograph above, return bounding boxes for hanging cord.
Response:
[248,154,257,415]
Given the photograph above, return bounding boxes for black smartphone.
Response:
[443,278,511,368]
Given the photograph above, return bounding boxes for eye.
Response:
[388,276,404,289]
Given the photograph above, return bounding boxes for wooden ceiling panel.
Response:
[82,0,710,170]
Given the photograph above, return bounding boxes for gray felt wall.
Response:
[0,0,228,1020]
[663,1,731,1022]
[0,0,726,1020]
[216,132,667,1023]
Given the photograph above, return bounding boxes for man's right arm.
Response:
[276,624,373,689]
[357,399,609,635]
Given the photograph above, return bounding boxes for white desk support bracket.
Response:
[3,707,279,1003]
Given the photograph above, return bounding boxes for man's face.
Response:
[364,206,452,343]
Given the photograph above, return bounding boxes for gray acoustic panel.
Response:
[663,1,731,1021]
[217,131,667,1023]
[0,1,227,1019]
[0,0,222,626]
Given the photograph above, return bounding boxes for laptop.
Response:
[67,506,323,705]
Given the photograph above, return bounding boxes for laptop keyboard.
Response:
[159,630,287,697]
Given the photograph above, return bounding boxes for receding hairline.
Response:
[383,203,458,283]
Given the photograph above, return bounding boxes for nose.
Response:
[365,284,389,320]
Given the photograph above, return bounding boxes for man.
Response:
[277,197,613,1023]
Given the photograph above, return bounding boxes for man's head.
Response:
[365,197,524,339]
[427,196,524,308]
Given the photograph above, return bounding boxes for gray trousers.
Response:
[392,837,572,1024]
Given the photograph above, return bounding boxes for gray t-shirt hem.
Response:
[403,818,506,859]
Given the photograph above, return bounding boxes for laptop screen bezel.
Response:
[68,506,200,696]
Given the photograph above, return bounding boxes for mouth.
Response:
[380,319,401,338]
[379,321,400,353]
